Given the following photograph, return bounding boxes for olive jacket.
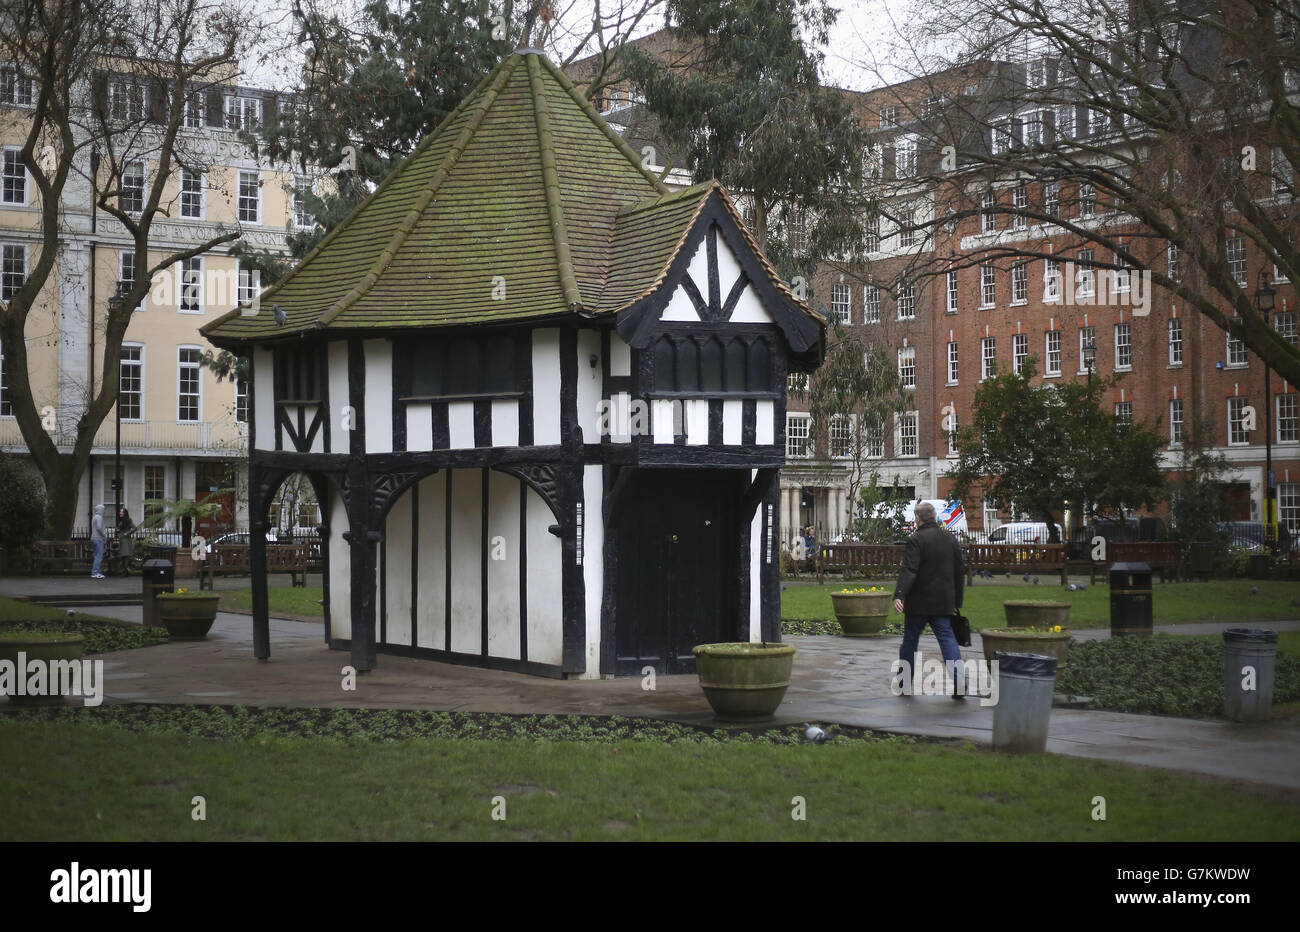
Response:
[893,520,965,616]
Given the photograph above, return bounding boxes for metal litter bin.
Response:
[1110,561,1153,637]
[141,557,175,627]
[1223,628,1278,722]
[992,652,1057,753]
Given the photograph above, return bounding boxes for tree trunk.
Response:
[44,455,90,539]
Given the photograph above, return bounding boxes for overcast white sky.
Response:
[242,0,912,93]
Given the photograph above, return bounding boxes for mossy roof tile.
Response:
[202,50,814,347]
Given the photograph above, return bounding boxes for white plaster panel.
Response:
[448,469,482,655]
[532,328,562,445]
[756,400,775,445]
[611,391,632,444]
[652,398,677,444]
[328,491,351,641]
[723,399,744,445]
[581,465,604,678]
[304,404,324,454]
[363,339,392,453]
[609,333,632,377]
[406,404,433,452]
[750,473,763,642]
[576,328,602,443]
[715,229,745,305]
[661,280,702,321]
[526,487,563,666]
[486,469,522,661]
[383,491,413,646]
[727,283,774,323]
[491,399,519,447]
[328,341,350,454]
[253,348,275,451]
[416,472,447,650]
[447,401,475,449]
[685,398,709,445]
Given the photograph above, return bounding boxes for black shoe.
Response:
[952,692,966,701]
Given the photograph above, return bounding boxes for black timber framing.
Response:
[558,323,585,674]
[614,193,823,357]
[239,291,809,677]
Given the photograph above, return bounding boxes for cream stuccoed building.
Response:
[0,57,317,535]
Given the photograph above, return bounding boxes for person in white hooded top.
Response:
[90,504,106,579]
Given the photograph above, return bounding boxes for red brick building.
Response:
[569,27,1300,543]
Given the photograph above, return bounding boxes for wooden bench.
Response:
[1091,541,1182,584]
[816,543,906,578]
[964,543,1067,585]
[198,543,311,589]
[33,539,96,575]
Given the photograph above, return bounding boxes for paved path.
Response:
[0,573,320,598]
[15,593,1297,791]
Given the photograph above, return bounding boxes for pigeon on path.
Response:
[802,724,830,744]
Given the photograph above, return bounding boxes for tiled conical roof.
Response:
[203,49,813,346]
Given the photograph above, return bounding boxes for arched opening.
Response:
[366,467,565,671]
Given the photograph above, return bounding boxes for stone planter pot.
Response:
[1002,600,1071,629]
[0,631,85,704]
[693,642,797,721]
[981,628,1071,669]
[830,590,891,636]
[156,593,221,640]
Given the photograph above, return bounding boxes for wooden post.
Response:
[249,461,271,660]
[344,463,379,672]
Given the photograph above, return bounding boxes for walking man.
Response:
[893,501,965,697]
[90,504,107,579]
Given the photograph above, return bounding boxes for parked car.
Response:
[987,521,1057,544]
[1217,521,1295,553]
[208,530,280,548]
[1088,515,1168,542]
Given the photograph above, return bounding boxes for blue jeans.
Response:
[91,539,104,576]
[900,614,963,691]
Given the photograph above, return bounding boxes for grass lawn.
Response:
[782,578,1300,629]
[219,586,324,618]
[2,718,1298,841]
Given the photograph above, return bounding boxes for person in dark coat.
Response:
[117,507,136,571]
[893,501,965,697]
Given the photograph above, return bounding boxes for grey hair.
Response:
[914,502,937,524]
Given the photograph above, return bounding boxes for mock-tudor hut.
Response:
[201,49,825,678]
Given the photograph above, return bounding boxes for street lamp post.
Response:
[1255,277,1278,550]
[108,283,127,568]
[1081,339,1097,525]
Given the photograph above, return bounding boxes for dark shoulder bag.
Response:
[950,610,973,648]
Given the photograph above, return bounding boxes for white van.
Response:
[986,521,1053,544]
[871,499,969,536]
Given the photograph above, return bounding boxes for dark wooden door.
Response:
[616,470,741,675]
[194,461,233,539]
